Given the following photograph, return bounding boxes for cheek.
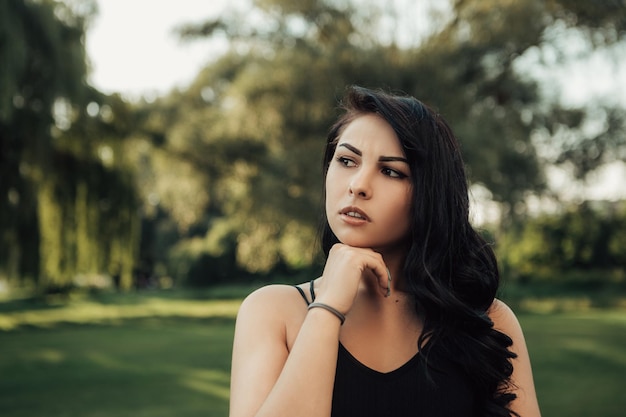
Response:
[405,188,413,213]
[325,167,342,197]
[398,186,413,211]
[396,189,413,226]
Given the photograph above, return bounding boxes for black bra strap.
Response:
[294,280,317,306]
[309,279,316,302]
[295,286,310,306]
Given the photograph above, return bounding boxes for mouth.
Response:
[339,206,370,222]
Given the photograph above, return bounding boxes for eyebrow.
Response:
[338,142,408,164]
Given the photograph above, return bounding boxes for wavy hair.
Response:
[320,86,518,417]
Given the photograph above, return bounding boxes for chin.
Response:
[337,237,387,250]
[334,235,372,248]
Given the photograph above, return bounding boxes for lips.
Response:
[339,206,370,222]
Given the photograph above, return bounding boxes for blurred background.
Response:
[1,0,625,416]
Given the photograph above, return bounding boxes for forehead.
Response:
[337,114,403,155]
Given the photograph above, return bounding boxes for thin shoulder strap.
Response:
[294,286,310,306]
[309,279,316,302]
[293,280,317,306]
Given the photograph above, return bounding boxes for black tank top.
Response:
[295,282,476,417]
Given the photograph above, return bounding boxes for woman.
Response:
[229,86,541,417]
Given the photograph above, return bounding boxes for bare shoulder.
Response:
[230,284,312,417]
[233,283,310,355]
[488,298,522,335]
[487,300,530,360]
[236,283,310,332]
[238,284,304,319]
[240,284,300,307]
[489,299,542,416]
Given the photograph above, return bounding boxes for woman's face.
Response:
[325,114,413,253]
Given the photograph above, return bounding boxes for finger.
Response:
[365,256,391,297]
[378,267,391,297]
[385,268,392,297]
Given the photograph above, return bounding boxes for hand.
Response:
[315,244,390,315]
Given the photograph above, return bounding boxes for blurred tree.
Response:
[526,0,626,182]
[0,0,139,292]
[498,201,626,281]
[133,0,626,282]
[406,0,626,217]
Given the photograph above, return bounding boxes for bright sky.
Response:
[85,0,626,203]
[86,0,230,99]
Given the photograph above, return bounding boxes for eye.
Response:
[336,156,357,167]
[381,167,407,179]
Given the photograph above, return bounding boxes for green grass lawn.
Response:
[522,311,626,417]
[0,317,235,417]
[0,289,625,417]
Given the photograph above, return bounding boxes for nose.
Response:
[349,170,372,199]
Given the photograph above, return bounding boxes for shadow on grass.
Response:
[0,288,246,332]
[0,315,236,417]
[499,280,626,313]
[0,283,264,311]
[0,295,71,314]
[6,314,236,333]
[86,285,262,305]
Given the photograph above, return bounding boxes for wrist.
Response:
[308,302,346,325]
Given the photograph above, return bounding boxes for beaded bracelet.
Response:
[308,302,346,325]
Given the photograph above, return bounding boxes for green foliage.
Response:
[0,0,139,291]
[129,46,339,279]
[133,0,626,282]
[546,0,626,42]
[498,201,626,281]
[3,0,625,288]
[0,0,91,122]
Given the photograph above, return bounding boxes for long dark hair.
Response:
[321,86,518,417]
